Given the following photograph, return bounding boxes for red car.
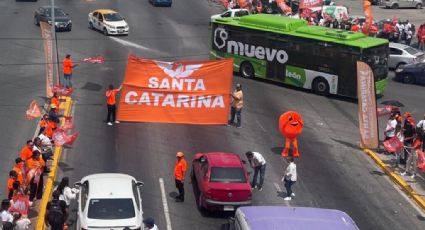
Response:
[191,152,252,212]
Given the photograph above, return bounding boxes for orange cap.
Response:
[176,152,184,157]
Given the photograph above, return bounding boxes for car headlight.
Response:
[395,68,403,73]
[68,20,72,24]
[106,24,115,29]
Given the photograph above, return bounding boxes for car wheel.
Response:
[396,62,406,69]
[89,22,94,30]
[416,3,422,9]
[34,17,39,26]
[103,28,108,36]
[239,61,255,78]
[312,77,330,96]
[392,3,398,9]
[403,75,415,84]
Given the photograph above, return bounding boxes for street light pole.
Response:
[51,0,60,85]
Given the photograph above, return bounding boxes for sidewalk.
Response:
[364,147,425,211]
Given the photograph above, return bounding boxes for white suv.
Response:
[385,0,423,9]
[75,173,144,230]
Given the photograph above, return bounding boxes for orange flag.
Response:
[26,100,42,120]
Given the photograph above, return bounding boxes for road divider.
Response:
[363,148,425,211]
[36,96,73,230]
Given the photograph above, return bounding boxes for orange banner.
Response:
[117,55,233,124]
[357,61,378,149]
[40,22,54,98]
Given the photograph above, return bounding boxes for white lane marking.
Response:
[273,182,282,192]
[109,37,153,51]
[159,178,172,230]
[255,117,267,133]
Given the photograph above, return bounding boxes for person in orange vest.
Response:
[7,170,18,200]
[39,114,49,135]
[351,22,360,32]
[62,54,77,89]
[12,158,26,186]
[50,92,60,109]
[44,119,57,139]
[174,151,187,202]
[26,150,45,201]
[105,84,122,126]
[20,140,34,161]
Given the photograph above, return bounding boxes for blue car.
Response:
[395,62,425,85]
[149,0,172,7]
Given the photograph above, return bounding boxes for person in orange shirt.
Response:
[50,92,60,109]
[105,84,122,126]
[44,119,57,139]
[26,150,45,201]
[20,140,34,161]
[7,170,18,200]
[174,151,187,202]
[351,23,360,32]
[12,158,26,186]
[39,114,49,135]
[62,54,77,89]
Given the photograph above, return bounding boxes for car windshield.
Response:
[44,8,67,17]
[87,198,135,219]
[210,167,246,183]
[103,13,123,21]
[404,47,420,55]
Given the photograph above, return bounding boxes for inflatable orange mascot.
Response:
[279,111,304,158]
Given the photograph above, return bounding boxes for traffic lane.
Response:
[0,1,52,198]
[239,77,425,230]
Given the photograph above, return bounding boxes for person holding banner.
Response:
[26,151,45,201]
[105,84,122,126]
[62,54,78,89]
[228,83,243,128]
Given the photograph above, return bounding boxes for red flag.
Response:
[53,128,79,146]
[300,0,323,8]
[65,133,79,145]
[418,150,425,172]
[53,84,74,96]
[383,136,403,153]
[9,194,30,216]
[26,100,42,120]
[62,116,75,130]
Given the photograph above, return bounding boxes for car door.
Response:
[197,157,209,193]
[418,63,425,84]
[389,47,403,68]
[97,13,105,30]
[77,181,89,227]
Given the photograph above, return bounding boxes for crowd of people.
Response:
[384,110,425,179]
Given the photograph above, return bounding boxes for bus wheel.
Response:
[403,75,415,84]
[240,62,255,78]
[312,77,329,96]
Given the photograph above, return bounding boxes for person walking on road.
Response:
[245,151,266,191]
[45,190,68,230]
[62,54,77,89]
[174,151,187,202]
[228,83,243,128]
[105,84,122,126]
[417,114,425,151]
[282,157,297,201]
[143,217,159,230]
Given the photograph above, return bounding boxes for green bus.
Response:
[210,14,389,98]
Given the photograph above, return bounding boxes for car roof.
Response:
[94,9,118,14]
[82,173,136,199]
[203,152,243,167]
[238,206,359,230]
[389,42,411,50]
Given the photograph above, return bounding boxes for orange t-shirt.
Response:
[106,89,119,105]
[12,165,25,185]
[51,96,60,109]
[40,119,48,128]
[7,178,16,191]
[63,58,73,75]
[174,159,187,181]
[20,146,33,161]
[45,121,57,138]
[26,157,45,170]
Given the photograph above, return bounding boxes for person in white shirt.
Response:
[56,177,78,206]
[417,114,425,151]
[1,199,14,224]
[384,114,397,139]
[143,217,159,230]
[282,157,297,201]
[245,151,266,191]
[13,213,31,230]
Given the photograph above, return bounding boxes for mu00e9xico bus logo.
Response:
[214,28,289,64]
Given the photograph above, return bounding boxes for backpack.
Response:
[47,200,64,225]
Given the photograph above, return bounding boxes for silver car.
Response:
[385,0,423,9]
[389,43,425,69]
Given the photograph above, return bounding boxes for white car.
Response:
[210,9,250,22]
[88,9,129,35]
[75,173,144,230]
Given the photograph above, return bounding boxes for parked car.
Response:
[395,62,425,85]
[34,6,72,31]
[211,9,250,22]
[191,152,252,212]
[385,0,423,9]
[389,43,425,69]
[75,173,144,230]
[88,9,129,35]
[223,206,360,230]
[149,0,172,7]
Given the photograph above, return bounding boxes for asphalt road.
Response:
[0,0,425,230]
